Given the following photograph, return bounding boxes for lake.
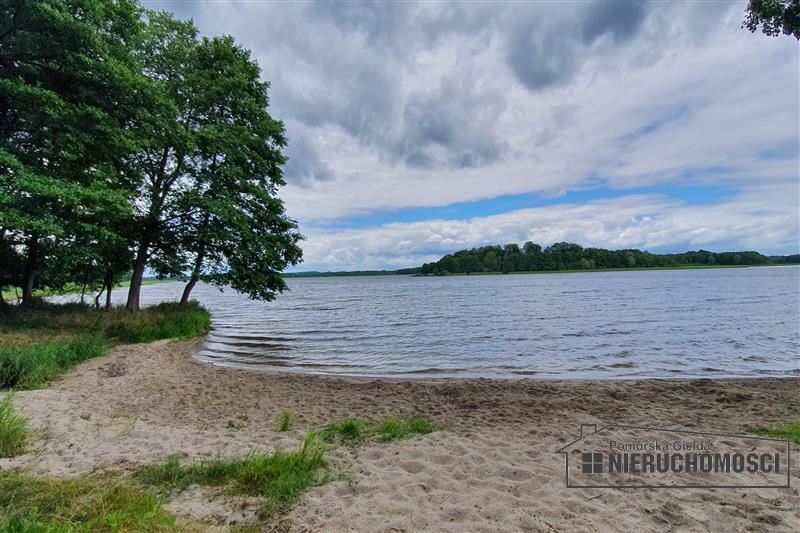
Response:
[88,265,800,379]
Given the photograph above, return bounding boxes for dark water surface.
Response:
[94,266,800,379]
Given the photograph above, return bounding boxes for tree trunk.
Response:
[180,278,197,306]
[180,250,205,307]
[0,288,6,310]
[21,237,38,306]
[105,270,113,309]
[126,242,148,312]
[94,286,105,309]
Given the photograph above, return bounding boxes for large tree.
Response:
[174,35,302,305]
[0,0,145,305]
[123,10,196,311]
[125,12,301,311]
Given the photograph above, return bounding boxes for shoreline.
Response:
[284,263,799,279]
[3,339,798,530]
[194,354,800,382]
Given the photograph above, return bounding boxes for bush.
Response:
[0,393,28,457]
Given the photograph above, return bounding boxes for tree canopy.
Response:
[0,0,302,310]
[744,0,800,39]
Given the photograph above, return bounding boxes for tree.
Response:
[743,0,800,39]
[0,0,145,305]
[123,12,302,310]
[174,35,302,305]
[123,11,199,311]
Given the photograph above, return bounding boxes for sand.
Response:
[2,339,798,532]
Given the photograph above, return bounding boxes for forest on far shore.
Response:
[419,242,800,276]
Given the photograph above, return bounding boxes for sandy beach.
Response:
[2,339,798,532]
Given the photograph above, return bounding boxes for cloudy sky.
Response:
[147,0,799,271]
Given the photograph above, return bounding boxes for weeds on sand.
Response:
[227,420,246,430]
[136,434,332,518]
[747,422,800,444]
[277,410,294,432]
[0,301,211,389]
[319,416,439,445]
[318,418,369,443]
[0,393,27,457]
[0,471,196,532]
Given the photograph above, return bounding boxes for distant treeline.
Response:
[419,242,800,275]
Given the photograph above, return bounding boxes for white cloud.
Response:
[297,185,799,270]
[145,1,800,266]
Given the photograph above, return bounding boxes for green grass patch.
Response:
[0,301,211,389]
[747,422,800,444]
[226,420,246,430]
[0,336,109,390]
[318,418,369,444]
[0,393,27,458]
[277,410,294,432]
[319,416,438,445]
[136,434,331,518]
[0,471,191,532]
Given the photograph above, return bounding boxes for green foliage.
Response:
[0,0,147,305]
[320,416,439,445]
[104,302,211,343]
[277,410,294,432]
[0,393,27,457]
[747,422,800,444]
[227,420,246,430]
[0,302,211,389]
[137,434,329,518]
[419,242,788,276]
[743,0,800,39]
[1,2,302,311]
[319,418,369,444]
[0,471,182,532]
[0,336,107,390]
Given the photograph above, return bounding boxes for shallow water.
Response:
[73,266,800,379]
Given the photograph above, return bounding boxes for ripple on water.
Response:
[115,266,799,379]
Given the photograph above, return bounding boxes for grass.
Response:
[0,336,109,389]
[137,416,440,522]
[0,301,211,389]
[0,393,27,457]
[747,422,800,444]
[137,434,331,518]
[0,471,196,532]
[319,416,438,445]
[226,420,246,430]
[277,410,294,432]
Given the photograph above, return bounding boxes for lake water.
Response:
[90,266,800,379]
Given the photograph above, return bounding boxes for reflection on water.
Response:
[63,266,800,379]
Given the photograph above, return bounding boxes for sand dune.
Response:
[2,339,798,531]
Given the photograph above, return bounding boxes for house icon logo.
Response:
[557,423,790,489]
